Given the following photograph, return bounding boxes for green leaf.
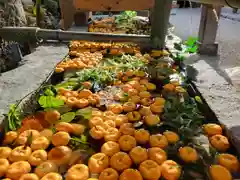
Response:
[44,89,55,96]
[185,36,199,53]
[51,126,57,134]
[7,104,21,131]
[80,135,87,143]
[26,132,33,147]
[195,96,203,104]
[60,112,76,123]
[71,136,90,145]
[56,105,72,114]
[76,107,92,120]
[38,96,64,108]
[33,5,44,17]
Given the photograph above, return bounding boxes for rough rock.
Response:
[23,4,59,29]
[0,0,27,73]
[2,0,27,27]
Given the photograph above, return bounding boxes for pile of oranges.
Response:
[53,65,238,180]
[3,40,240,180]
[202,123,239,179]
[69,41,140,55]
[86,106,183,180]
[88,25,115,33]
[57,88,100,108]
[0,110,86,180]
[55,51,103,73]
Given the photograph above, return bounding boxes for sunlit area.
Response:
[0,0,240,179]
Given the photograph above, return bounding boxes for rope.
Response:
[225,0,238,9]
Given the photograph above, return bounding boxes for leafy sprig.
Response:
[162,94,204,141]
[7,104,22,131]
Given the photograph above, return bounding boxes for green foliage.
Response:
[7,104,22,131]
[33,6,44,17]
[115,11,137,24]
[60,112,76,123]
[163,94,204,141]
[171,36,199,62]
[25,132,33,148]
[76,107,92,120]
[44,88,55,96]
[55,81,78,90]
[55,105,72,114]
[195,96,203,104]
[37,86,65,109]
[38,96,64,109]
[185,37,199,53]
[57,54,145,91]
[69,135,95,155]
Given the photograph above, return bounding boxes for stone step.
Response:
[190,55,240,154]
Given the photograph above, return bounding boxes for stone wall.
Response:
[0,0,60,73]
[0,0,27,73]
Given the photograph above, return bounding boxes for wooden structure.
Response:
[198,5,222,55]
[59,0,173,49]
[0,0,240,54]
[59,0,240,30]
[58,0,240,55]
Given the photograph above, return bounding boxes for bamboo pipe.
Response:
[0,27,150,44]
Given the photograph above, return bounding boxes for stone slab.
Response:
[0,43,68,122]
[191,56,240,153]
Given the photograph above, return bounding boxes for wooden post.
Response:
[150,0,173,49]
[59,0,92,30]
[74,11,92,27]
[198,4,222,55]
[59,0,76,30]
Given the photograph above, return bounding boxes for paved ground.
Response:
[170,7,240,68]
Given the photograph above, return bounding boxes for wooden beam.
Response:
[151,0,173,49]
[71,0,240,11]
[74,0,154,11]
